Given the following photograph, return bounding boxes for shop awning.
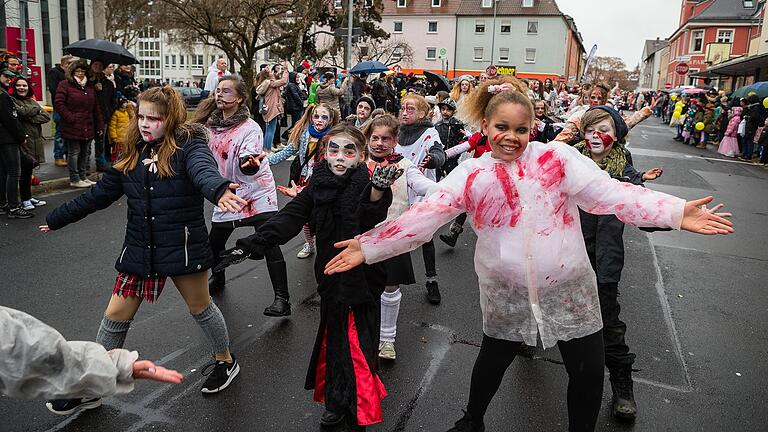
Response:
[698,52,768,77]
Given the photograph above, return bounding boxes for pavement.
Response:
[2,117,767,431]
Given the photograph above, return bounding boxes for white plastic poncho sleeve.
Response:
[0,306,138,400]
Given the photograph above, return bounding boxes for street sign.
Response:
[677,55,691,62]
[665,82,672,90]
[675,62,690,75]
[486,65,498,77]
[334,27,362,38]
[439,48,447,57]
[393,64,402,73]
[496,66,516,76]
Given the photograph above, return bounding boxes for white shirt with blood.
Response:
[357,141,685,349]
[395,127,441,205]
[208,118,278,223]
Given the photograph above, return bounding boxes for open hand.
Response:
[218,183,248,213]
[241,154,266,170]
[39,225,51,233]
[642,167,663,181]
[324,239,364,275]
[371,164,404,190]
[277,180,299,198]
[680,196,734,235]
[132,360,184,384]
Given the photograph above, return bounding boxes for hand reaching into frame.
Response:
[680,196,734,235]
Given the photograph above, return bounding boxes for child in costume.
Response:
[39,87,247,416]
[365,114,435,360]
[108,96,135,161]
[215,124,403,430]
[718,107,742,157]
[324,77,734,432]
[433,98,467,180]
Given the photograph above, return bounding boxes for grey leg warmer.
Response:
[191,300,230,354]
[96,316,132,350]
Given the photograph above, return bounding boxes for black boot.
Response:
[439,222,464,248]
[320,409,345,426]
[610,367,637,421]
[426,280,441,305]
[209,270,226,293]
[263,260,291,317]
[446,410,485,432]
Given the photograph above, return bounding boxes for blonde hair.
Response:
[400,94,431,120]
[450,78,475,101]
[456,76,532,129]
[287,103,340,149]
[114,86,191,178]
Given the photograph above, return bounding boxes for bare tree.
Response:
[584,56,638,91]
[104,0,153,48]
[317,37,414,69]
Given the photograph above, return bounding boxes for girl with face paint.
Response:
[191,75,291,317]
[215,124,403,429]
[268,103,340,259]
[40,87,249,413]
[324,77,734,432]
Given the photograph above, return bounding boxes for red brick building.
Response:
[665,0,763,88]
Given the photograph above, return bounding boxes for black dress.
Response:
[236,161,392,426]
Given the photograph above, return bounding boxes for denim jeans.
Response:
[67,139,90,182]
[263,117,278,152]
[94,132,109,167]
[743,130,756,159]
[0,144,21,207]
[53,111,67,160]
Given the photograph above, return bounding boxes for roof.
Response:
[381,0,462,15]
[456,0,562,16]
[689,0,762,22]
[643,39,670,60]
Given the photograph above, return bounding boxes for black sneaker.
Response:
[45,397,102,415]
[201,355,240,394]
[7,206,33,219]
[426,280,441,305]
[447,410,485,432]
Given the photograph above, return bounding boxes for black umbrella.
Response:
[64,39,139,65]
[424,70,450,93]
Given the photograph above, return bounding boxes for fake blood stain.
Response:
[463,166,521,228]
[594,130,614,147]
[536,149,565,190]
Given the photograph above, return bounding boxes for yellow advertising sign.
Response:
[497,66,517,76]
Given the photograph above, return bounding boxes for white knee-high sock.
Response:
[380,287,402,343]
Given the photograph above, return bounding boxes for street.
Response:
[1,118,767,431]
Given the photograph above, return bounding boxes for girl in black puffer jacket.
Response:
[40,87,248,415]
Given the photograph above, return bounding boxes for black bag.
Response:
[289,145,318,185]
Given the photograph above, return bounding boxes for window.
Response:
[690,30,704,52]
[179,55,185,67]
[525,48,536,63]
[393,21,403,33]
[432,0,441,6]
[171,55,176,67]
[474,47,484,61]
[210,55,216,64]
[475,20,486,33]
[165,55,170,66]
[522,0,533,6]
[334,0,342,8]
[192,55,203,67]
[527,21,538,34]
[717,29,733,43]
[397,0,406,7]
[744,0,754,7]
[428,21,438,33]
[393,47,403,61]
[481,0,492,7]
[499,48,509,62]
[360,46,369,57]
[426,47,437,60]
[500,20,511,34]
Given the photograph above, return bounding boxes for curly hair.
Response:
[456,76,532,129]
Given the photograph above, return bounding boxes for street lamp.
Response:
[490,0,499,66]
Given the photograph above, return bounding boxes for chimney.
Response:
[680,0,706,26]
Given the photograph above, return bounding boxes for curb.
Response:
[33,172,103,196]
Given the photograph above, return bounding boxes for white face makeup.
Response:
[313,106,331,131]
[326,136,361,176]
[368,126,396,159]
[583,118,616,155]
[356,102,372,122]
[137,102,166,142]
[215,80,241,111]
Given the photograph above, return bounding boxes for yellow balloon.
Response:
[763,97,768,109]
[670,94,677,101]
[672,112,681,119]
[695,122,705,131]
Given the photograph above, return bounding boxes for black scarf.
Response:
[370,152,403,163]
[398,119,433,147]
[206,105,251,129]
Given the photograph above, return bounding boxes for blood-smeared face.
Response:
[368,126,396,159]
[326,136,362,176]
[356,101,372,122]
[482,102,532,162]
[215,80,242,111]
[400,99,425,125]
[589,88,605,107]
[312,106,331,131]
[138,102,166,142]
[583,118,616,155]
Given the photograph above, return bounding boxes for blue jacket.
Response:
[47,126,231,277]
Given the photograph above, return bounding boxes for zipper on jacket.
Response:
[184,226,189,267]
[119,247,127,263]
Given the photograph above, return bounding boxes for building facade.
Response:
[640,38,670,90]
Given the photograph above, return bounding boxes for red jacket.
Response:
[54,79,104,141]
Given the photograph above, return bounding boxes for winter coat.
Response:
[46,65,66,107]
[725,108,742,137]
[284,72,307,114]
[0,87,24,146]
[316,79,349,115]
[702,104,716,134]
[46,125,232,278]
[55,69,104,141]
[13,96,50,162]
[109,107,132,145]
[255,70,288,123]
[745,102,765,135]
[434,116,466,174]
[93,75,116,129]
[535,115,559,143]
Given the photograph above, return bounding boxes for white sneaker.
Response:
[297,242,314,259]
[378,341,396,360]
[29,198,46,207]
[70,180,91,188]
[83,178,97,185]
[21,200,35,210]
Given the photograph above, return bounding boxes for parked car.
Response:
[174,86,204,108]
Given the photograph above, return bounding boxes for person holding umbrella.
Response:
[90,59,116,172]
[316,71,349,117]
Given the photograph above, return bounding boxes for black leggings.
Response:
[421,239,436,278]
[19,154,33,202]
[0,144,21,207]
[467,331,605,432]
[209,219,284,267]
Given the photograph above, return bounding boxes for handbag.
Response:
[257,95,268,114]
[737,119,746,136]
[289,145,318,184]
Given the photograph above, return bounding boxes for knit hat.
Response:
[356,95,375,111]
[586,105,628,142]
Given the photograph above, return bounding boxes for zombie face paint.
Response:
[482,102,532,162]
[313,106,331,131]
[534,101,547,119]
[589,88,604,107]
[138,102,166,142]
[215,80,242,112]
[584,118,616,155]
[357,102,372,122]
[400,100,423,125]
[325,136,361,176]
[368,126,396,159]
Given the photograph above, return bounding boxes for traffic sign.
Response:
[439,48,447,57]
[393,64,402,73]
[486,65,498,77]
[675,62,690,75]
[665,82,672,90]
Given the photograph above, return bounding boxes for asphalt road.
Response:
[2,119,767,431]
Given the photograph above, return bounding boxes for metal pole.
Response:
[346,0,353,70]
[490,0,497,66]
[19,0,28,76]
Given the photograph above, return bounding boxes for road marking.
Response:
[686,155,763,166]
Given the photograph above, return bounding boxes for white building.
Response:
[639,38,669,90]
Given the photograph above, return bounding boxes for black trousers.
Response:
[421,239,436,278]
[466,331,605,432]
[19,153,33,202]
[0,144,21,207]
[598,282,635,371]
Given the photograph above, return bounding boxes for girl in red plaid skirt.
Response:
[40,87,248,415]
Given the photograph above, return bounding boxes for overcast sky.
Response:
[556,0,682,69]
